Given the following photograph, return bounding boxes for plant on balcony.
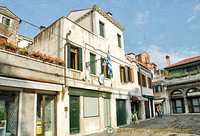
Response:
[19,47,29,56]
[0,39,19,53]
[29,51,43,59]
[0,39,5,49]
[54,57,64,66]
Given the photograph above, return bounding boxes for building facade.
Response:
[164,56,200,114]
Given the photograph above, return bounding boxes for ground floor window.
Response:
[36,94,56,136]
[188,98,200,113]
[0,91,19,136]
[172,99,185,114]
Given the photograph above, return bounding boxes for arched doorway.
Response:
[171,90,185,114]
[187,88,200,113]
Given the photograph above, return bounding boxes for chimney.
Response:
[40,26,46,32]
[166,55,170,66]
[107,12,112,17]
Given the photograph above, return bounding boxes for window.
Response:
[99,21,104,37]
[67,43,82,71]
[148,77,152,88]
[185,66,198,73]
[36,94,56,136]
[101,57,109,78]
[145,56,147,64]
[137,72,141,85]
[120,66,133,83]
[155,86,162,93]
[142,74,146,87]
[90,53,96,75]
[0,91,19,136]
[117,34,121,48]
[83,97,99,117]
[2,16,10,26]
[0,35,8,41]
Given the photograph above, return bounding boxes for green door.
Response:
[104,99,111,127]
[116,99,126,126]
[70,96,79,134]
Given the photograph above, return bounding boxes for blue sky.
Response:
[1,0,200,69]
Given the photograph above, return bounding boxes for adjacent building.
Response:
[164,55,200,114]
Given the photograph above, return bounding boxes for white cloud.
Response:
[146,45,192,69]
[135,11,149,25]
[187,4,200,22]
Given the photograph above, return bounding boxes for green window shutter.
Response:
[78,47,82,71]
[90,53,96,74]
[145,57,147,64]
[117,34,121,48]
[128,67,130,82]
[67,42,71,68]
[124,67,127,83]
[120,66,122,82]
[99,21,104,37]
[6,18,10,26]
[101,57,104,73]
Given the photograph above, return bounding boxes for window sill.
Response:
[89,74,97,77]
[69,68,81,73]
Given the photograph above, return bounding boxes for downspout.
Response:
[64,30,71,87]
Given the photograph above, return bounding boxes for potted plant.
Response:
[19,47,29,56]
[0,40,4,49]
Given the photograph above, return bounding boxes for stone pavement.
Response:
[87,115,200,136]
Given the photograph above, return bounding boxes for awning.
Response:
[154,99,164,104]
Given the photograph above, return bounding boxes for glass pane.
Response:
[0,91,19,136]
[192,99,199,106]
[176,100,182,107]
[177,108,183,113]
[193,107,200,112]
[45,95,55,136]
[36,95,43,136]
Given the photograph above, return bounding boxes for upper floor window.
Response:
[148,77,152,88]
[120,66,134,83]
[117,34,121,48]
[90,53,96,75]
[185,66,198,73]
[2,16,10,26]
[137,72,141,85]
[155,86,162,93]
[99,21,104,37]
[67,43,82,71]
[0,35,8,41]
[101,57,110,78]
[141,74,147,87]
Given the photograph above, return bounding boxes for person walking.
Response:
[158,104,163,118]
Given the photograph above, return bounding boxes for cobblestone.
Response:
[87,115,200,136]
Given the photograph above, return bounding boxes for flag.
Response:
[106,50,113,78]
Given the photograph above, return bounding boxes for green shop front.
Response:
[68,87,111,134]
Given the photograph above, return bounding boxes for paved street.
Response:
[87,115,200,136]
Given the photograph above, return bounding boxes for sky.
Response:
[1,0,200,69]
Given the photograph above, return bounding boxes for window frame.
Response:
[117,34,121,48]
[90,53,96,75]
[1,16,10,26]
[99,21,105,37]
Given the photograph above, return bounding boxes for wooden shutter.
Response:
[137,72,140,85]
[90,53,96,74]
[77,47,82,71]
[101,57,104,74]
[67,42,71,68]
[123,67,126,83]
[120,66,122,82]
[130,68,134,83]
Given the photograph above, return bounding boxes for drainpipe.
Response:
[64,30,71,87]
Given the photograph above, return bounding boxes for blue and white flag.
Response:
[106,50,113,78]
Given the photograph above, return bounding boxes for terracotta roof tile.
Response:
[165,56,200,69]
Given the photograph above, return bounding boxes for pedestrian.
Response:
[155,106,159,117]
[158,104,162,118]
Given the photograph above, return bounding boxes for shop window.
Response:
[90,53,96,75]
[36,94,56,136]
[67,43,82,71]
[0,91,19,136]
[83,97,99,117]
